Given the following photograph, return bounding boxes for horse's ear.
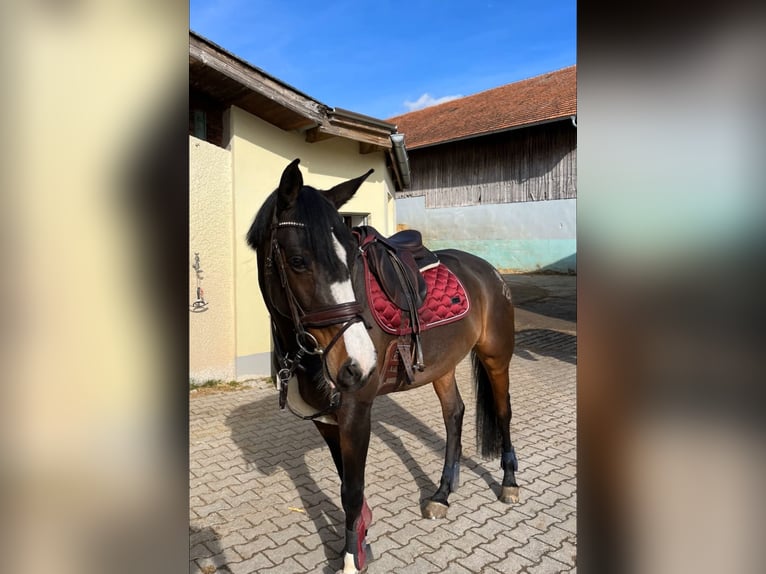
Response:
[277,158,303,212]
[324,169,374,209]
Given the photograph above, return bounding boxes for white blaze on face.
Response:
[330,235,377,376]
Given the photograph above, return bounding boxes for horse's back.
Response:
[435,248,515,333]
[435,248,513,305]
[433,249,515,363]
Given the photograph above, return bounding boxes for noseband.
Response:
[265,219,368,416]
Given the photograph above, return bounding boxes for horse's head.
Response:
[247,158,376,393]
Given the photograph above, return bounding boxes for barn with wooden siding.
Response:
[388,66,577,273]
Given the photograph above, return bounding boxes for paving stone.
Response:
[390,538,441,567]
[524,509,562,533]
[515,536,557,563]
[190,542,214,561]
[420,544,469,570]
[368,532,403,557]
[527,554,574,574]
[388,521,430,547]
[190,526,220,546]
[293,546,332,572]
[230,534,276,561]
[262,539,308,568]
[196,551,236,574]
[196,499,231,519]
[507,521,545,544]
[557,514,577,535]
[253,556,305,574]
[445,527,490,555]
[368,551,408,572]
[541,500,576,522]
[488,550,535,572]
[536,524,573,550]
[548,539,578,568]
[392,555,441,573]
[457,546,506,571]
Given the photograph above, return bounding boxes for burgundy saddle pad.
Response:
[365,262,470,335]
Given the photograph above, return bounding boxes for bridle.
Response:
[264,217,369,417]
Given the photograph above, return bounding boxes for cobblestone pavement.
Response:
[190,277,576,573]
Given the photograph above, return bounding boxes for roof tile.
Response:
[387,65,576,149]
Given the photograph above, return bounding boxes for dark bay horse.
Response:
[246,159,519,573]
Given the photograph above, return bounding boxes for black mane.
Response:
[246,185,354,273]
[246,191,277,251]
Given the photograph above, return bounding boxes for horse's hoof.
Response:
[499,486,520,503]
[422,500,449,519]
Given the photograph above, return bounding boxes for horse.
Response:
[246,159,519,573]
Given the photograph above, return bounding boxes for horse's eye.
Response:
[288,256,307,270]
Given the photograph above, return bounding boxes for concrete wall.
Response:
[229,106,396,378]
[189,136,236,383]
[396,196,576,273]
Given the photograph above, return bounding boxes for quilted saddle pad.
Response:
[366,262,470,335]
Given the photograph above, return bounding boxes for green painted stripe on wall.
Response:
[428,239,576,273]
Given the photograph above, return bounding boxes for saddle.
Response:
[354,226,440,384]
[355,226,439,311]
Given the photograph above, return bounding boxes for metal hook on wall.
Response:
[190,252,208,313]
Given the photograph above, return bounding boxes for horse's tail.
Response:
[472,350,503,459]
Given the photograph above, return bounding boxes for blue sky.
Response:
[190,1,576,120]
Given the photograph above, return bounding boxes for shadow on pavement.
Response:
[515,328,577,365]
[515,299,577,323]
[225,391,507,572]
[225,397,344,573]
[190,525,231,573]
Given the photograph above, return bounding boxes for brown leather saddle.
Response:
[354,226,440,381]
[355,226,439,312]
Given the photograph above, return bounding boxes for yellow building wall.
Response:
[229,106,396,378]
[189,136,236,383]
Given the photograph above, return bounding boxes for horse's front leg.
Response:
[337,398,373,574]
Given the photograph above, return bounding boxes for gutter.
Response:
[389,133,411,189]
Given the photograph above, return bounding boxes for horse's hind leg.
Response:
[493,364,520,503]
[423,368,465,519]
[474,351,520,503]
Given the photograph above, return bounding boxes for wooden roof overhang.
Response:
[189,32,395,154]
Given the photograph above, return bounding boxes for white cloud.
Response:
[403,93,463,112]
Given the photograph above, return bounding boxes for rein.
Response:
[264,218,367,420]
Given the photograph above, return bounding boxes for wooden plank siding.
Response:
[404,121,576,208]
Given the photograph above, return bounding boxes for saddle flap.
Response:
[365,244,426,311]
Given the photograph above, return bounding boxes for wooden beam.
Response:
[190,38,326,125]
[359,142,383,154]
[306,124,391,149]
[305,127,335,143]
[316,123,391,149]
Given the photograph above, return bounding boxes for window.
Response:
[342,214,369,229]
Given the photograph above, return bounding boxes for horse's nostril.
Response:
[339,359,363,386]
[346,361,362,379]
